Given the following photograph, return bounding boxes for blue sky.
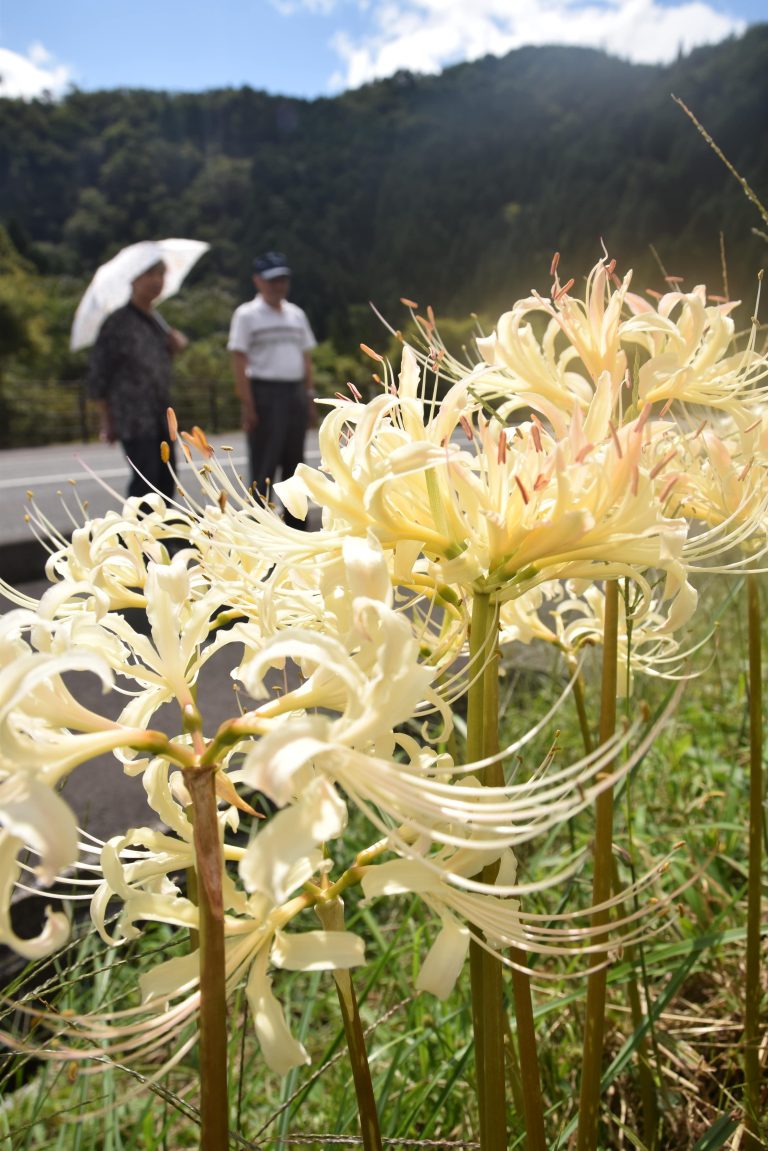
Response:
[0,0,764,100]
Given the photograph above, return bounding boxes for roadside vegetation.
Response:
[0,568,762,1150]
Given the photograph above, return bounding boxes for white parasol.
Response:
[70,238,210,351]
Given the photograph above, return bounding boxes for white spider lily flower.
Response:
[139,912,366,1077]
[0,627,161,783]
[0,914,352,1079]
[362,851,518,999]
[89,756,249,945]
[32,601,129,667]
[660,419,768,555]
[135,555,214,712]
[620,285,768,411]
[363,831,682,988]
[499,576,701,695]
[235,897,365,1077]
[474,257,633,433]
[0,622,183,961]
[91,827,198,945]
[80,806,364,1077]
[274,346,469,545]
[470,257,768,429]
[269,346,691,606]
[47,562,247,739]
[237,590,443,747]
[36,495,195,611]
[545,260,633,388]
[554,580,700,693]
[240,777,347,904]
[243,916,365,1074]
[474,308,594,432]
[205,528,464,697]
[497,582,562,648]
[242,671,655,866]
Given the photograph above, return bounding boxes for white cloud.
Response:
[0,43,72,99]
[327,0,747,90]
[270,0,339,14]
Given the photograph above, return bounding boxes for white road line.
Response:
[0,452,319,491]
[0,468,134,490]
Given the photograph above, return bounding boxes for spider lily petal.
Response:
[246,948,311,1075]
[0,776,77,957]
[416,912,471,1000]
[271,928,365,972]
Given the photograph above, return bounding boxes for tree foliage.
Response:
[0,29,766,442]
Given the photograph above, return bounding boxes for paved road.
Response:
[0,430,320,580]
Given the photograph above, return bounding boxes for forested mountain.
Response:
[0,26,766,443]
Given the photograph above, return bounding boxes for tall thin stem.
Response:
[467,591,508,1151]
[576,579,619,1151]
[743,574,763,1148]
[609,855,660,1149]
[185,765,230,1151]
[574,653,658,1146]
[316,897,383,1151]
[508,955,547,1151]
[484,635,546,1151]
[571,665,594,758]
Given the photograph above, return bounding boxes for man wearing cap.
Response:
[228,251,316,528]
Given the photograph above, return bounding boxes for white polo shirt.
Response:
[228,295,316,381]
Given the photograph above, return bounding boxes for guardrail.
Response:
[0,377,241,448]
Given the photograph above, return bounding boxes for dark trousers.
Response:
[248,378,307,529]
[122,436,177,502]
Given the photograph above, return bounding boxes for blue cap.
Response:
[253,251,291,279]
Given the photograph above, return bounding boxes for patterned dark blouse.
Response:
[87,303,173,440]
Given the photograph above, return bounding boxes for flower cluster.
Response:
[1,253,766,1080]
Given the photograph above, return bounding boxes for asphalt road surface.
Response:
[0,430,320,581]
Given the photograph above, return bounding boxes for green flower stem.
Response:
[744,573,763,1148]
[576,578,619,1151]
[315,897,383,1151]
[573,653,659,1146]
[609,855,660,1149]
[469,933,490,1143]
[184,765,230,1151]
[502,1010,526,1121]
[570,663,594,758]
[483,622,546,1151]
[467,591,515,1151]
[508,952,547,1151]
[465,589,495,1146]
[186,849,200,954]
[465,591,492,772]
